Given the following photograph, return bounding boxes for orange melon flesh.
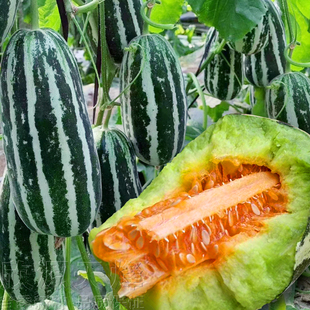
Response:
[92,164,287,299]
[139,171,279,239]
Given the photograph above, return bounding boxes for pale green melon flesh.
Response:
[90,115,310,310]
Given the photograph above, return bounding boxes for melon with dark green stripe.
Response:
[120,34,187,167]
[244,0,286,87]
[93,127,142,227]
[0,172,65,304]
[229,10,269,56]
[104,0,143,64]
[266,72,310,133]
[203,28,243,101]
[0,28,101,237]
[0,0,19,45]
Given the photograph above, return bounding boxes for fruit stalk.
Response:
[30,0,39,29]
[188,72,208,130]
[64,238,75,310]
[76,235,106,310]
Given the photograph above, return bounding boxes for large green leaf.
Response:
[39,0,61,31]
[148,0,184,33]
[187,0,267,42]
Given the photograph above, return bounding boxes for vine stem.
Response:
[187,73,208,130]
[95,1,114,127]
[140,1,175,31]
[64,238,75,310]
[30,0,39,29]
[63,0,73,15]
[71,15,101,90]
[143,2,153,34]
[75,0,100,15]
[76,235,106,310]
[284,44,310,68]
[281,0,294,72]
[1,291,10,310]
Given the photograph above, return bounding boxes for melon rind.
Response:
[90,114,310,310]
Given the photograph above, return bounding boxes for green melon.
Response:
[89,114,310,310]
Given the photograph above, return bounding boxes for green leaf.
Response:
[148,0,184,34]
[187,0,267,42]
[185,124,205,142]
[77,271,119,310]
[207,101,230,122]
[38,0,61,31]
[137,161,155,187]
[77,270,109,289]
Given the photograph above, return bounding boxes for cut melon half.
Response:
[90,115,310,310]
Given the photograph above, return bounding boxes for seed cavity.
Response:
[93,164,287,300]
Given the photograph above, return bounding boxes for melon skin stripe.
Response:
[90,114,310,310]
[93,127,142,227]
[266,72,310,134]
[120,34,187,167]
[203,28,244,101]
[0,28,102,237]
[104,0,143,64]
[0,0,19,45]
[0,173,65,304]
[244,0,286,87]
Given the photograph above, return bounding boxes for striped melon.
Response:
[104,0,143,64]
[244,0,286,87]
[120,34,187,167]
[229,11,269,55]
[266,72,310,133]
[0,28,101,237]
[93,127,142,227]
[0,172,65,304]
[0,0,19,45]
[204,28,244,101]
